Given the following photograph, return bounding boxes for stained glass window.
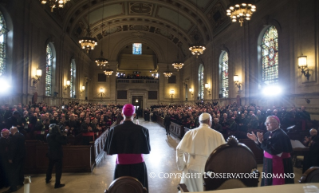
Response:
[132,43,142,55]
[220,51,229,98]
[198,64,204,100]
[70,60,76,98]
[262,26,278,85]
[0,11,7,77]
[45,44,54,96]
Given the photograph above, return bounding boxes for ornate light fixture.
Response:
[172,5,184,71]
[103,65,113,76]
[298,55,311,80]
[189,46,206,58]
[95,55,108,68]
[95,0,108,68]
[189,0,206,57]
[163,63,173,78]
[163,71,173,78]
[79,0,97,53]
[226,1,256,27]
[172,62,184,71]
[40,0,70,12]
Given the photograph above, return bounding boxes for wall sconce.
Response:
[189,88,194,96]
[99,88,104,97]
[233,75,242,90]
[170,89,175,98]
[64,80,70,90]
[31,69,42,86]
[135,99,139,103]
[80,85,85,93]
[205,83,211,95]
[298,55,311,80]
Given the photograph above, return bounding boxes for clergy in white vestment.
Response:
[176,113,226,192]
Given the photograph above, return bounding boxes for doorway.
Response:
[132,96,143,117]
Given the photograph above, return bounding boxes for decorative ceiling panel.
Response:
[188,0,211,9]
[88,3,124,24]
[129,2,154,15]
[157,7,192,31]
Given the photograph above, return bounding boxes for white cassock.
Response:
[176,123,226,192]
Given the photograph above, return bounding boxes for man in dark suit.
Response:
[45,124,67,189]
[164,113,171,135]
[6,126,26,193]
[0,129,10,189]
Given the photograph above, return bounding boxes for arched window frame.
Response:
[70,59,76,98]
[198,64,204,100]
[0,10,7,77]
[219,51,229,98]
[261,26,279,85]
[45,43,56,96]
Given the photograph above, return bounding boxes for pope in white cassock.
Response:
[176,113,226,192]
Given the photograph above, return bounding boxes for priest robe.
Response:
[258,128,294,186]
[176,123,225,192]
[104,120,151,192]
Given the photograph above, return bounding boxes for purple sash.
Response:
[264,151,291,185]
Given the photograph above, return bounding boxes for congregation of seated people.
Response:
[152,102,315,140]
[0,102,127,143]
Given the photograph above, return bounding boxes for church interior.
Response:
[0,0,319,192]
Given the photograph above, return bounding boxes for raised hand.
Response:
[247,132,257,142]
[257,132,263,143]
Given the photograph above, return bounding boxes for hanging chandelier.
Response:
[226,2,256,27]
[78,0,97,53]
[189,0,206,58]
[95,52,108,68]
[163,71,173,78]
[95,0,108,67]
[40,0,70,12]
[103,63,113,76]
[172,5,184,71]
[79,28,98,53]
[189,45,206,58]
[172,62,184,71]
[104,68,114,76]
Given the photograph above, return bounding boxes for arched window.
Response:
[261,26,278,85]
[220,51,229,98]
[70,60,76,98]
[0,11,7,77]
[45,44,55,96]
[198,64,204,100]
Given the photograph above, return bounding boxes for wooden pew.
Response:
[24,140,93,174]
[24,130,110,174]
[169,122,184,139]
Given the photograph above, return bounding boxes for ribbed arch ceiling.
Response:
[61,0,230,46]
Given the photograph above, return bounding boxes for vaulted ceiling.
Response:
[44,0,234,57]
